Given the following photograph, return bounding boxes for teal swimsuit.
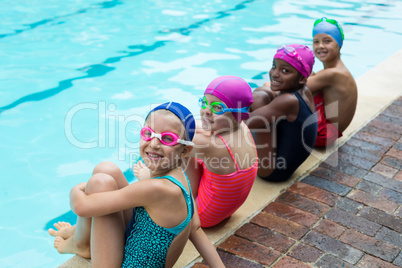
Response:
[121,173,194,268]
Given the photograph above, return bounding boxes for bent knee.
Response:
[93,161,120,176]
[251,90,274,110]
[257,166,274,179]
[87,173,118,194]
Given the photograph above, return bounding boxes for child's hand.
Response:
[133,161,151,180]
[263,81,271,87]
[69,182,88,209]
[71,182,87,194]
[77,182,87,192]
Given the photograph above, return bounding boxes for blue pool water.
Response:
[1,0,402,267]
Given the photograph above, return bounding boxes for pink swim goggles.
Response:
[277,45,311,74]
[140,126,194,146]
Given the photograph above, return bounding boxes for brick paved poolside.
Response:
[191,96,402,267]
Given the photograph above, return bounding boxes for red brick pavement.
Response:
[191,97,402,268]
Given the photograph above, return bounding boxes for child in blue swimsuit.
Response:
[48,102,224,267]
[248,44,318,182]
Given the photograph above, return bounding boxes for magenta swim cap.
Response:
[274,44,315,78]
[204,75,253,121]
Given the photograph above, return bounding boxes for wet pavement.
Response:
[192,96,402,268]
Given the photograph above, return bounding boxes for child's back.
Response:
[196,124,257,227]
[309,58,357,132]
[189,75,258,227]
[307,17,358,147]
[197,122,257,174]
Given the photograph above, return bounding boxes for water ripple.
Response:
[0,0,124,39]
[0,0,256,114]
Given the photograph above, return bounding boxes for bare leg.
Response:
[53,172,126,266]
[253,124,277,178]
[250,87,276,112]
[92,161,132,225]
[53,175,103,258]
[183,157,203,198]
[249,89,278,178]
[89,174,126,268]
[52,162,131,261]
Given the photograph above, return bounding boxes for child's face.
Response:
[269,59,305,92]
[140,112,189,174]
[200,94,236,133]
[313,34,340,62]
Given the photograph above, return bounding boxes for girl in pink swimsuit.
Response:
[134,76,258,228]
[186,75,258,228]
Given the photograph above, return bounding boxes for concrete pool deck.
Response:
[58,49,402,267]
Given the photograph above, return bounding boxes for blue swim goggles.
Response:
[198,96,249,115]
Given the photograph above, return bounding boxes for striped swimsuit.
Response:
[197,131,258,228]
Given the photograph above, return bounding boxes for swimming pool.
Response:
[1,0,401,267]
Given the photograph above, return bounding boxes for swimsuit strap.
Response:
[293,91,303,102]
[216,134,241,171]
[293,91,314,114]
[152,173,194,235]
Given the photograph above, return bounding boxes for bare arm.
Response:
[306,68,336,93]
[247,93,299,129]
[69,182,87,215]
[69,179,163,217]
[253,85,275,95]
[189,214,225,267]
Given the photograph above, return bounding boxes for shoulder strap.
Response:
[152,174,194,235]
[294,91,314,114]
[216,134,240,171]
[293,91,302,100]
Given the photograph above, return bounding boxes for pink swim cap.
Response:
[274,44,315,78]
[204,75,253,121]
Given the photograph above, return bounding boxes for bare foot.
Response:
[48,222,75,239]
[54,236,91,259]
[133,161,151,180]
